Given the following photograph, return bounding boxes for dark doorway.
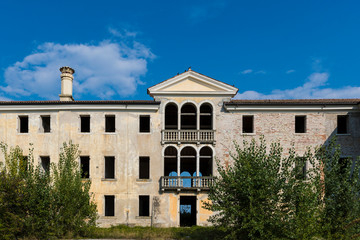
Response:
[180,196,196,227]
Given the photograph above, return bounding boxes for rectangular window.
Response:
[19,116,29,133]
[40,156,50,173]
[242,115,254,133]
[105,115,115,132]
[295,157,307,180]
[105,156,115,179]
[41,116,51,133]
[337,115,348,134]
[139,156,150,179]
[339,157,350,175]
[295,116,306,133]
[139,116,150,133]
[80,115,90,133]
[139,195,150,216]
[80,156,90,178]
[105,195,115,216]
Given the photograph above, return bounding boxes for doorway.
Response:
[180,196,197,227]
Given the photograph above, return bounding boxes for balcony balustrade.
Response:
[161,130,215,144]
[160,176,213,191]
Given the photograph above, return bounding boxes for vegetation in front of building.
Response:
[205,137,360,239]
[0,141,97,239]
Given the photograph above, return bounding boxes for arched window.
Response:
[180,147,197,176]
[200,147,212,176]
[181,104,197,130]
[165,103,178,129]
[200,103,212,130]
[164,146,177,176]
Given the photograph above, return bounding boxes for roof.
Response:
[225,99,360,105]
[0,100,160,105]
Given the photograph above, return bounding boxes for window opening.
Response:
[80,116,90,133]
[181,147,196,187]
[200,147,212,176]
[139,116,150,133]
[105,156,115,179]
[200,104,212,130]
[337,115,348,134]
[181,104,197,130]
[139,195,150,216]
[41,116,51,133]
[295,116,306,133]
[165,104,178,129]
[295,157,307,180]
[19,116,28,133]
[242,115,254,133]
[105,195,115,216]
[139,156,150,179]
[339,157,350,175]
[105,115,115,132]
[80,156,90,178]
[164,146,177,177]
[40,156,50,173]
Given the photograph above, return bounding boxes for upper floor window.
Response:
[139,156,150,179]
[80,156,90,178]
[181,104,196,130]
[40,156,50,173]
[105,156,115,179]
[165,103,178,129]
[337,115,348,134]
[41,115,51,133]
[105,115,115,133]
[19,116,29,133]
[139,115,150,133]
[295,116,306,133]
[242,115,254,133]
[200,103,212,130]
[80,115,90,133]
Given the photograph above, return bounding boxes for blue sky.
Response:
[0,0,360,101]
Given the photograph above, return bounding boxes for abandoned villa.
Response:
[0,66,359,227]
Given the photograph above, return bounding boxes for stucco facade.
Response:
[0,67,359,227]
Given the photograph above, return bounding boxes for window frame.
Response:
[105,115,116,133]
[139,156,150,180]
[104,195,115,217]
[139,115,150,133]
[337,115,349,134]
[80,115,91,133]
[104,156,115,179]
[80,156,90,179]
[242,115,254,134]
[295,115,306,133]
[19,115,29,133]
[139,195,150,217]
[40,115,51,133]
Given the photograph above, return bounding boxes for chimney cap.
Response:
[60,66,75,74]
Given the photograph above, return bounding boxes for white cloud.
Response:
[1,34,155,100]
[235,72,360,99]
[241,69,253,74]
[286,69,295,74]
[255,70,266,75]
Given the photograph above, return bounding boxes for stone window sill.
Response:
[101,178,117,181]
[136,179,152,182]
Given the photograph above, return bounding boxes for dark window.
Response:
[181,104,197,130]
[80,156,90,178]
[139,195,150,216]
[105,156,115,179]
[105,115,115,132]
[105,195,115,216]
[81,116,90,133]
[139,116,150,133]
[40,156,50,173]
[339,157,350,175]
[139,156,150,179]
[295,116,306,133]
[19,116,28,133]
[41,116,51,133]
[200,104,213,130]
[165,104,178,129]
[242,115,254,133]
[295,157,307,180]
[337,115,348,134]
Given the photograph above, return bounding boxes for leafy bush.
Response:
[0,141,97,239]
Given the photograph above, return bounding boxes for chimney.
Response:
[59,66,75,101]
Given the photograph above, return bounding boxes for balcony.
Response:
[160,176,214,191]
[161,130,215,144]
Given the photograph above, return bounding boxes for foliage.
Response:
[86,225,227,240]
[204,137,360,239]
[0,141,97,239]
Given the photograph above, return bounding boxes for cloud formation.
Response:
[286,69,295,74]
[241,69,253,74]
[1,34,155,100]
[235,72,360,99]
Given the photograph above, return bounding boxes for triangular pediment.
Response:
[148,69,238,97]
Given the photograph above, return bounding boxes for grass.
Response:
[81,225,227,240]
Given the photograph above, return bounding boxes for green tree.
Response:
[204,138,322,240]
[0,141,97,239]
